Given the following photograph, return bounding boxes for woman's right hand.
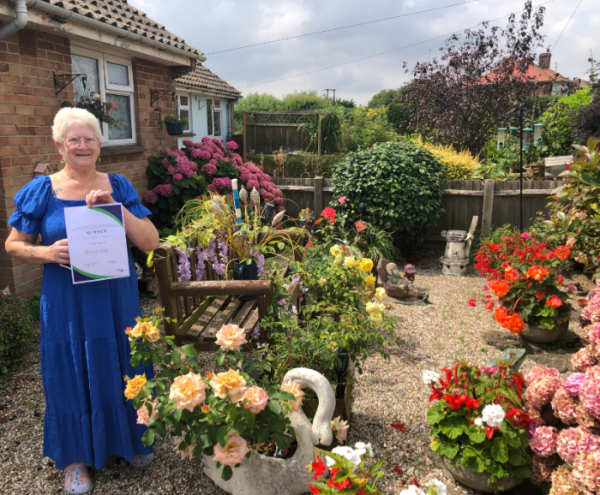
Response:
[47,239,70,264]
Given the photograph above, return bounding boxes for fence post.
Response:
[314,175,324,215]
[317,113,322,156]
[242,112,247,162]
[482,179,495,236]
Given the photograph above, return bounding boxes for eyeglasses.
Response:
[64,136,100,149]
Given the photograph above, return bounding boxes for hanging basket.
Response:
[165,121,185,136]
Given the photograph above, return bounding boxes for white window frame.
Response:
[206,98,222,139]
[71,46,137,146]
[177,93,191,132]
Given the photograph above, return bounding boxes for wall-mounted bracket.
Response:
[150,90,176,107]
[53,72,87,96]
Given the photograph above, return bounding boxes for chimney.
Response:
[539,50,551,70]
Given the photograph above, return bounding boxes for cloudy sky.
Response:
[131,0,598,105]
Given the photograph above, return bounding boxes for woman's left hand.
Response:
[86,190,116,207]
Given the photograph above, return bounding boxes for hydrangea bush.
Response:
[426,361,532,485]
[144,138,283,228]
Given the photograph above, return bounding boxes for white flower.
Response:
[355,441,374,457]
[428,478,447,495]
[327,446,362,467]
[331,416,349,443]
[474,418,483,426]
[422,370,441,386]
[399,486,426,495]
[481,404,505,428]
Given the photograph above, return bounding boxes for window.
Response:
[178,94,190,132]
[206,98,222,138]
[71,47,136,146]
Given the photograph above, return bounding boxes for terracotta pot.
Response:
[438,455,523,493]
[520,320,569,344]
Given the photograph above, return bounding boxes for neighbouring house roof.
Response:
[481,63,575,85]
[40,0,200,56]
[172,65,241,98]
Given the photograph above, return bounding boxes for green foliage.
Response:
[474,132,541,181]
[354,224,398,269]
[339,107,399,153]
[387,102,410,134]
[331,140,445,247]
[26,290,41,321]
[247,153,343,178]
[0,293,35,375]
[298,111,342,154]
[164,115,189,125]
[368,88,406,108]
[572,82,600,144]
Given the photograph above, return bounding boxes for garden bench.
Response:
[544,155,573,177]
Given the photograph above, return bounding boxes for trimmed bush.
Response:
[413,136,480,179]
[331,140,445,246]
[0,292,35,375]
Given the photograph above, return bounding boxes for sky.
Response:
[130,0,598,105]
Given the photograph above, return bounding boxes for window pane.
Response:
[106,94,132,140]
[107,62,129,86]
[180,95,189,106]
[207,99,213,135]
[72,54,99,102]
[214,111,221,137]
[180,109,189,131]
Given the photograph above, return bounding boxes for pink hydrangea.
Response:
[524,366,562,409]
[247,180,260,190]
[190,148,202,158]
[580,366,600,420]
[556,426,600,465]
[201,136,211,143]
[575,401,600,430]
[142,190,158,204]
[572,347,598,372]
[581,281,600,325]
[530,454,558,486]
[212,177,232,191]
[167,165,178,175]
[572,450,600,492]
[154,184,174,197]
[161,157,171,168]
[551,387,578,425]
[531,426,559,457]
[588,324,600,346]
[201,163,218,176]
[174,149,186,157]
[549,465,582,495]
[564,373,588,397]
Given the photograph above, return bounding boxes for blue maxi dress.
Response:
[8,173,154,470]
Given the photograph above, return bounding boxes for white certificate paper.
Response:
[64,203,129,284]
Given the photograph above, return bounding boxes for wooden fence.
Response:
[272,178,564,240]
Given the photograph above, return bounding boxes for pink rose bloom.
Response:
[174,173,183,181]
[531,426,558,457]
[169,373,207,412]
[215,324,247,352]
[556,426,600,465]
[572,450,600,492]
[143,190,158,204]
[551,386,578,424]
[580,366,600,420]
[338,196,346,204]
[564,373,588,397]
[213,430,250,466]
[280,381,305,412]
[530,454,558,486]
[226,140,238,150]
[136,400,159,425]
[242,385,269,414]
[572,347,598,372]
[521,233,531,239]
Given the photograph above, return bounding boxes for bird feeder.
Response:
[497,127,507,150]
[533,123,543,147]
[522,128,533,151]
[509,126,519,138]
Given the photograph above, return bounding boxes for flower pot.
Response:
[233,260,258,301]
[520,320,569,344]
[437,455,523,493]
[165,121,185,136]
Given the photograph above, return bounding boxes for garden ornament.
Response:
[439,216,479,276]
[377,258,429,305]
[404,264,416,282]
[202,367,336,495]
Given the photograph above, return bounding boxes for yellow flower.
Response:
[344,257,359,268]
[366,302,379,314]
[363,275,376,286]
[124,375,147,399]
[318,278,326,285]
[330,245,342,257]
[334,254,343,265]
[126,320,160,342]
[370,312,383,324]
[375,287,386,301]
[359,258,373,272]
[209,369,248,403]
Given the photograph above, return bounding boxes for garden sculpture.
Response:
[377,258,429,305]
[439,216,479,276]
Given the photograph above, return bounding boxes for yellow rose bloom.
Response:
[209,369,248,403]
[124,375,147,399]
[359,258,374,272]
[370,312,383,324]
[330,245,342,257]
[363,275,376,286]
[375,287,386,301]
[366,302,379,314]
[344,257,358,268]
[334,254,343,265]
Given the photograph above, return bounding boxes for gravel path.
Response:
[0,253,590,495]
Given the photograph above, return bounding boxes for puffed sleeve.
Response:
[110,174,152,219]
[8,175,51,235]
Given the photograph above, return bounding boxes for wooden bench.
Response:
[153,242,301,351]
[544,155,573,177]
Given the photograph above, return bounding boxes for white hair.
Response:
[52,107,102,142]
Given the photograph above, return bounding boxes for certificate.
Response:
[64,203,130,284]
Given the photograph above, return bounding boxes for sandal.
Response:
[128,453,154,468]
[64,462,93,494]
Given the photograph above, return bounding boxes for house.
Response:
[0,0,240,296]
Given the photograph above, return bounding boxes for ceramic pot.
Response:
[437,455,523,493]
[233,260,258,301]
[520,320,569,344]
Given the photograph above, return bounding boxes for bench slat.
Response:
[232,300,258,327]
[244,309,260,335]
[186,295,229,339]
[203,298,245,341]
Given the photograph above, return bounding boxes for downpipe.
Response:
[0,0,28,42]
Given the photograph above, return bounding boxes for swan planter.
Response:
[202,368,336,495]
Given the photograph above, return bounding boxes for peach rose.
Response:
[209,369,248,403]
[215,324,247,351]
[281,381,305,412]
[126,320,160,342]
[173,436,196,460]
[136,400,159,425]
[124,375,147,399]
[169,373,206,412]
[242,385,269,414]
[213,430,250,466]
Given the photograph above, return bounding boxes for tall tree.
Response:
[402,1,546,154]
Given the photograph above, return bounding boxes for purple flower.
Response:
[175,247,192,282]
[201,163,218,176]
[251,324,260,340]
[194,248,207,281]
[161,157,171,168]
[278,299,286,305]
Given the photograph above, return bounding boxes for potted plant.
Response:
[76,93,121,127]
[476,232,574,343]
[164,115,189,136]
[425,360,532,492]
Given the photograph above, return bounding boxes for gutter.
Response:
[20,0,206,63]
[0,0,28,42]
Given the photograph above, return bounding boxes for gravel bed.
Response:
[0,253,592,494]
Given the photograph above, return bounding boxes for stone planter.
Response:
[202,368,336,495]
[520,320,569,344]
[437,455,523,493]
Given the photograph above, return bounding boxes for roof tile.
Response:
[172,65,241,97]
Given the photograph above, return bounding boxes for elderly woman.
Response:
[5,108,160,494]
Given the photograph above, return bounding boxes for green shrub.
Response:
[331,140,446,246]
[340,107,399,152]
[248,153,343,178]
[0,293,35,375]
[26,290,41,321]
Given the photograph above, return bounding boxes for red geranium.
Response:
[489,280,510,298]
[555,246,570,260]
[546,295,563,308]
[311,455,327,480]
[320,207,336,222]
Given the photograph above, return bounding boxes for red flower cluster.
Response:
[321,207,336,223]
[494,307,524,334]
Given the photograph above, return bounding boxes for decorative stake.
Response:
[250,187,260,207]
[231,179,243,228]
[239,186,248,204]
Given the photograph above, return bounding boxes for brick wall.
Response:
[0,27,179,296]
